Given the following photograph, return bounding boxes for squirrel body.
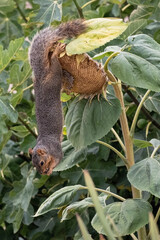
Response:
[29,20,86,175]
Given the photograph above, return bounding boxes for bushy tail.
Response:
[55,19,86,40]
[29,20,86,73]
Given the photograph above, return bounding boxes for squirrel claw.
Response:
[53,42,66,57]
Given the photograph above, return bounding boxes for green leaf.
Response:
[62,192,109,222]
[5,204,23,233]
[144,93,160,114]
[65,95,121,148]
[11,125,30,138]
[35,185,85,217]
[133,139,152,148]
[0,11,23,47]
[66,18,128,55]
[3,165,36,211]
[0,131,12,152]
[11,89,23,107]
[128,157,160,198]
[0,97,18,123]
[120,19,148,40]
[128,0,158,6]
[109,0,125,4]
[61,92,72,102]
[93,46,121,60]
[127,34,160,70]
[92,199,152,236]
[54,140,99,172]
[8,61,32,89]
[110,52,160,92]
[0,153,12,170]
[0,0,15,13]
[34,0,62,26]
[0,37,24,73]
[130,6,154,21]
[150,138,160,148]
[62,198,94,222]
[20,134,37,153]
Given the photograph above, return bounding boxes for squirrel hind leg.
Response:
[62,70,74,94]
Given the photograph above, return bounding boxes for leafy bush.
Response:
[0,0,160,240]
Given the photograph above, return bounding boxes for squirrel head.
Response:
[29,148,60,175]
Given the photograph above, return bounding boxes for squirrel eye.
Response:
[40,161,44,166]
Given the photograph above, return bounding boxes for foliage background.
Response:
[0,0,160,239]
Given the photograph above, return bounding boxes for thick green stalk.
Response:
[105,70,146,240]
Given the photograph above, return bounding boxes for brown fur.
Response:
[29,20,86,175]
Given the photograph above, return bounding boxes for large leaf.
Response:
[133,139,152,148]
[4,204,23,233]
[130,6,154,21]
[127,34,160,70]
[0,11,23,47]
[54,141,88,172]
[92,199,152,236]
[3,165,36,211]
[61,157,116,187]
[65,95,121,148]
[128,0,158,6]
[0,96,18,123]
[120,19,148,40]
[0,37,24,72]
[10,125,30,138]
[144,92,160,114]
[66,18,128,55]
[110,52,160,92]
[35,185,85,216]
[34,0,62,26]
[0,0,15,13]
[128,157,160,198]
[62,192,109,222]
[9,62,32,89]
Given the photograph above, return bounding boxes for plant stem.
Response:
[13,0,28,23]
[122,3,131,12]
[81,0,97,9]
[105,71,134,169]
[104,52,120,72]
[130,233,138,240]
[96,140,127,164]
[23,83,33,92]
[155,207,160,223]
[122,85,160,130]
[105,70,147,240]
[111,127,126,152]
[80,185,126,201]
[151,146,160,158]
[130,90,151,138]
[82,185,138,240]
[18,115,37,138]
[73,0,84,18]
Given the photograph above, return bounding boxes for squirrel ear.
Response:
[29,148,33,156]
[37,149,46,156]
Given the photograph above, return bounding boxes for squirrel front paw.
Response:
[53,42,66,57]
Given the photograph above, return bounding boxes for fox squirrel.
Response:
[29,20,86,175]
